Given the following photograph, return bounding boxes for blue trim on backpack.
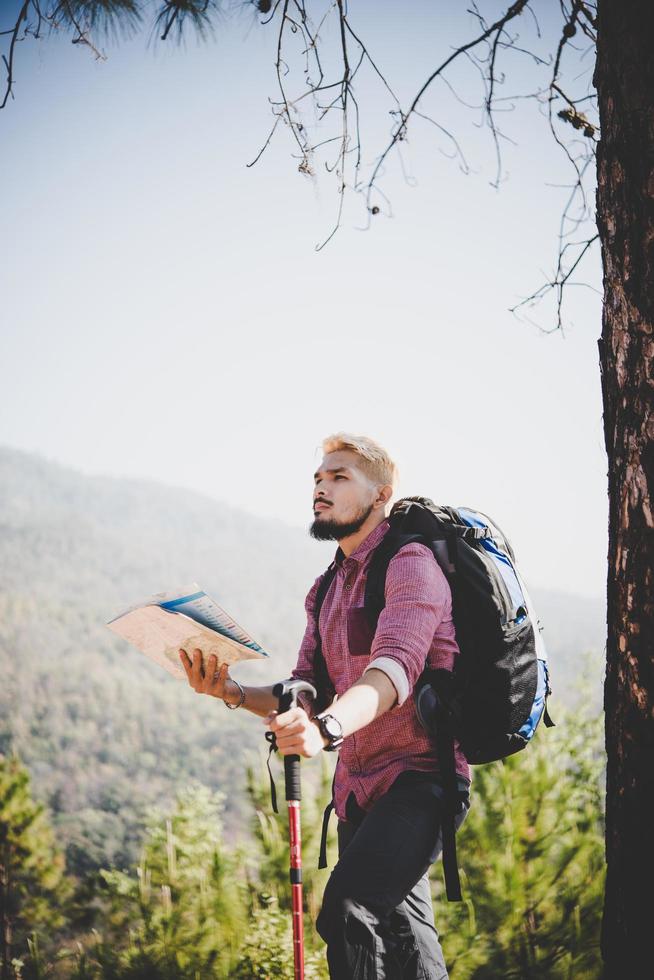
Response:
[458,508,526,617]
[518,659,549,741]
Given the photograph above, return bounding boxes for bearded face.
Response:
[309,498,375,541]
[310,450,381,542]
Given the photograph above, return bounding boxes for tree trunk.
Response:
[595,1,654,973]
[0,856,10,980]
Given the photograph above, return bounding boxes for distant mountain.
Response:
[529,589,606,705]
[0,446,606,874]
[0,444,329,659]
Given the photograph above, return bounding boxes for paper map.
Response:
[106,583,269,680]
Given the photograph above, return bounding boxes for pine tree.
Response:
[97,783,247,979]
[75,756,334,979]
[231,893,327,980]
[0,754,71,980]
[433,703,605,979]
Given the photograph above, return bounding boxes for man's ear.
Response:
[375,484,393,509]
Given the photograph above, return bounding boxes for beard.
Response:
[309,501,375,542]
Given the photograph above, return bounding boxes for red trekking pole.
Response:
[268,678,317,980]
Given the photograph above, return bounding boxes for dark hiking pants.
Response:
[315,770,470,980]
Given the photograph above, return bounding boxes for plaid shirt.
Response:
[291,518,470,821]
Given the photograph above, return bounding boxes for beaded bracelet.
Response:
[224,678,246,710]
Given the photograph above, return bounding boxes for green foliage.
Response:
[73,769,332,979]
[0,754,72,980]
[0,591,273,880]
[239,750,335,975]
[91,784,247,978]
[434,705,606,979]
[2,710,606,980]
[51,1,142,39]
[245,749,336,912]
[231,894,327,980]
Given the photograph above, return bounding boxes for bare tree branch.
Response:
[0,0,601,329]
[1,1,32,110]
[510,232,600,334]
[364,0,532,210]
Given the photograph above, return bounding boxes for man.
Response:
[180,432,470,979]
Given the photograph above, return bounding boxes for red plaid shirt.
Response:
[292,518,470,821]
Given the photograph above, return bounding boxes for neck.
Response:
[338,512,387,558]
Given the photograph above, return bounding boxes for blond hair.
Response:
[321,432,399,491]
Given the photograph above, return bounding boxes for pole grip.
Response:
[284,755,302,802]
[272,679,316,805]
[276,687,301,802]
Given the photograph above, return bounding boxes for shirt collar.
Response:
[333,518,391,567]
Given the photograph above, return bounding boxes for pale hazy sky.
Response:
[1,1,606,598]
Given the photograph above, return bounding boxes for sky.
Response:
[0,1,607,598]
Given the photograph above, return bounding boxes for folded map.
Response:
[106,583,269,680]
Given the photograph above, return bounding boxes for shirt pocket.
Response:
[347,605,375,656]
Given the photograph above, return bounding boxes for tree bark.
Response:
[0,852,10,980]
[595,1,654,974]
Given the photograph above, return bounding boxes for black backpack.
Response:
[313,496,554,900]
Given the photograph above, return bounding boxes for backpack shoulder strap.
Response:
[314,562,338,624]
[364,531,428,629]
[311,562,339,714]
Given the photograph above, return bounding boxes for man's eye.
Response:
[335,475,346,480]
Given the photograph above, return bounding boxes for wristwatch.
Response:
[315,713,344,752]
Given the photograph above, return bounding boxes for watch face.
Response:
[322,715,343,739]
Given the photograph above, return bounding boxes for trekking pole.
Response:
[269,678,317,980]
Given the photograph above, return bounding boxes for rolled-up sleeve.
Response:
[367,543,452,708]
[363,655,410,704]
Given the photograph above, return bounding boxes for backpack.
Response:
[313,496,554,900]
